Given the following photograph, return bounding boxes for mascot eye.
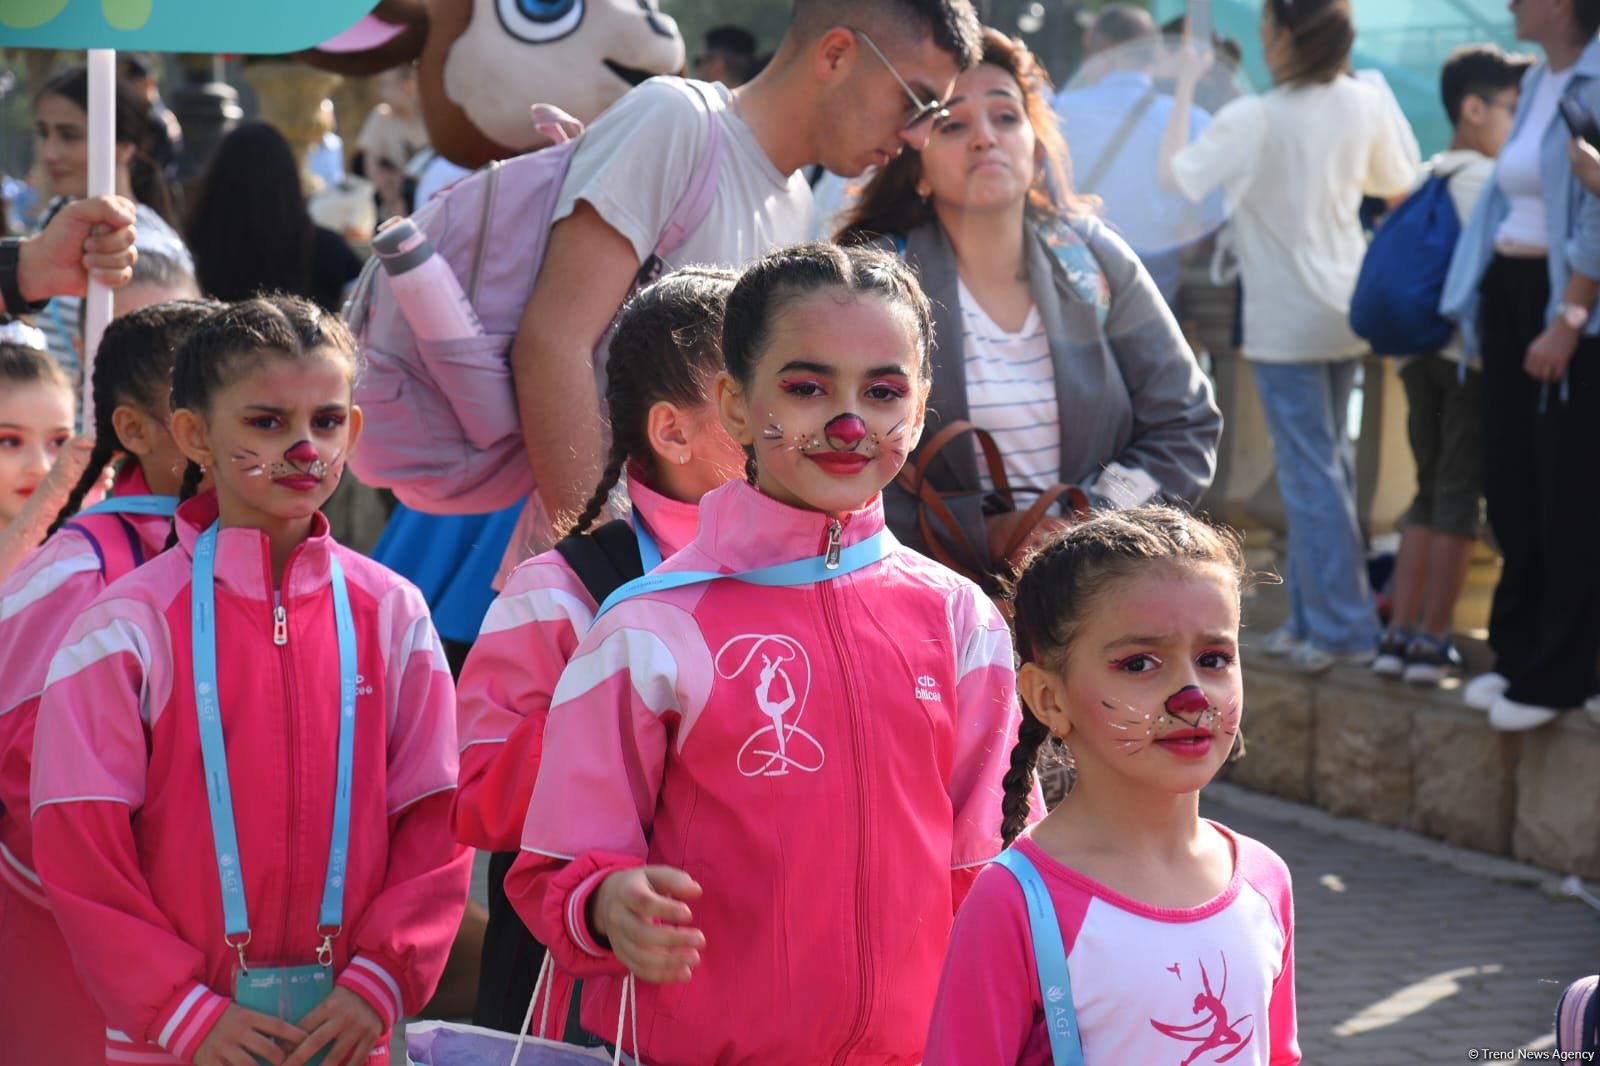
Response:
[496,0,583,42]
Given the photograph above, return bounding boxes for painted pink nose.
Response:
[824,414,868,449]
[1165,685,1209,718]
[284,440,319,465]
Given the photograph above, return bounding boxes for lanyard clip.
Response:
[225,931,251,974]
[316,925,341,968]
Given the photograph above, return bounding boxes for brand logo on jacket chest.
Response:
[915,674,942,702]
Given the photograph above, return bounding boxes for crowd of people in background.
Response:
[0,0,1597,1061]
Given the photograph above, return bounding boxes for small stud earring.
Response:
[678,454,689,465]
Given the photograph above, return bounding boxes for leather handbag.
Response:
[896,419,1090,597]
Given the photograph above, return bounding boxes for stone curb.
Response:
[1203,780,1594,903]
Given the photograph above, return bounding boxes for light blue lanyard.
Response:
[993,848,1085,1066]
[633,516,663,574]
[192,522,357,969]
[78,494,179,518]
[595,529,896,619]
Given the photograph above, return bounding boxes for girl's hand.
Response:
[1570,137,1600,196]
[281,987,384,1066]
[193,1002,306,1066]
[1527,322,1580,383]
[592,865,705,984]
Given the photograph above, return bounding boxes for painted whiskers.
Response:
[1099,684,1243,756]
[229,440,344,481]
[760,411,912,463]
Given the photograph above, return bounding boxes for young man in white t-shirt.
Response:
[1373,45,1529,687]
[512,0,983,528]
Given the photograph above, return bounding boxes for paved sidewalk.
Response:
[394,786,1599,1063]
[1203,783,1599,1065]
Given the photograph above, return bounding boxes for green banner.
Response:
[1,0,381,53]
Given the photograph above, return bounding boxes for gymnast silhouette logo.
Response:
[1149,952,1255,1065]
[717,634,825,778]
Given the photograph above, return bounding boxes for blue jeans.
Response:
[1252,359,1379,653]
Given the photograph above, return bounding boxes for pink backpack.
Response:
[344,79,725,514]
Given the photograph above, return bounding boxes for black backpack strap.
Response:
[553,518,647,606]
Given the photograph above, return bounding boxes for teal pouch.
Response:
[235,964,333,1066]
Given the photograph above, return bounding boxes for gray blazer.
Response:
[881,215,1222,563]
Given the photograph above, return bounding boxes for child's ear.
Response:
[346,404,365,456]
[167,408,213,469]
[647,400,693,466]
[1018,662,1072,741]
[1459,94,1487,127]
[905,381,931,452]
[715,371,755,446]
[109,405,156,459]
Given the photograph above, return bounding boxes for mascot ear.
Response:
[297,0,430,77]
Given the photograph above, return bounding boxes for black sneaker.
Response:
[1402,634,1463,686]
[1372,627,1412,678]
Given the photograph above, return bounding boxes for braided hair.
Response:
[47,300,218,536]
[1000,505,1245,846]
[565,267,739,538]
[164,295,359,549]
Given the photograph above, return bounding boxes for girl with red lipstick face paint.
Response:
[505,244,1025,1065]
[924,506,1301,1065]
[33,296,470,1066]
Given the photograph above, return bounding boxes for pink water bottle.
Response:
[371,218,484,341]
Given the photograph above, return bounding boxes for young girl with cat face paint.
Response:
[503,244,1025,1066]
[923,506,1300,1065]
[30,296,470,1066]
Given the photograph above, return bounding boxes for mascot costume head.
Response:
[300,0,685,168]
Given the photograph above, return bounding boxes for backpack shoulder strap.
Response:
[60,513,145,584]
[653,81,727,257]
[554,518,646,606]
[993,848,1086,1066]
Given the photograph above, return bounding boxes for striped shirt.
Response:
[957,279,1060,490]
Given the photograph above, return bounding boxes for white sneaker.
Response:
[1462,672,1510,710]
[1289,643,1376,675]
[1257,627,1305,657]
[1488,694,1562,732]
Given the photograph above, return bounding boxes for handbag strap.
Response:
[993,848,1086,1066]
[897,420,1013,583]
[997,484,1089,563]
[900,419,1015,507]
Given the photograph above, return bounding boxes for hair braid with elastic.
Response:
[1000,710,1050,846]
[566,440,628,539]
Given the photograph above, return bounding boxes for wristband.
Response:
[0,238,50,315]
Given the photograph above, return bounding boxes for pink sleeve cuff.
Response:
[339,955,405,1030]
[154,981,231,1060]
[568,867,615,958]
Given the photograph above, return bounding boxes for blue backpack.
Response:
[1349,167,1465,356]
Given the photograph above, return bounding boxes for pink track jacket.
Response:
[506,479,1023,1066]
[29,494,471,1063]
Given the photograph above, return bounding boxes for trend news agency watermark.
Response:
[1467,1051,1596,1062]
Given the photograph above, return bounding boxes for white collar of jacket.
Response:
[692,479,887,572]
[174,491,335,602]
